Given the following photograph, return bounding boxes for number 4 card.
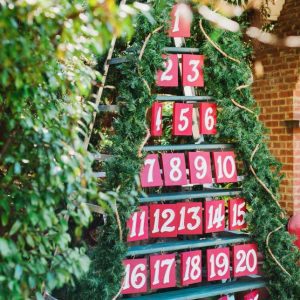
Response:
[182,54,204,87]
[151,102,163,136]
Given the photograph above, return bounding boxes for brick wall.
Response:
[252,0,300,214]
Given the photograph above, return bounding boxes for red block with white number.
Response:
[169,4,192,38]
[218,297,229,300]
[244,290,260,300]
[156,54,178,87]
[233,243,258,278]
[182,54,204,87]
[172,103,193,136]
[150,254,176,289]
[205,200,225,233]
[199,103,217,135]
[149,204,179,238]
[188,151,212,184]
[151,102,163,136]
[229,198,247,231]
[212,151,238,183]
[127,206,148,242]
[122,259,147,295]
[140,154,163,188]
[207,247,230,281]
[181,250,202,286]
[162,153,188,186]
[177,202,203,235]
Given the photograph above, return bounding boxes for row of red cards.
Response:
[219,290,260,300]
[123,244,258,294]
[157,54,204,87]
[127,199,247,242]
[140,151,238,187]
[151,102,217,136]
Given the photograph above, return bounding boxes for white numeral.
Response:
[161,59,173,81]
[178,107,190,132]
[153,258,175,285]
[155,106,162,131]
[130,211,146,238]
[152,209,175,234]
[178,206,201,231]
[208,204,224,229]
[187,60,200,82]
[232,202,246,227]
[204,107,214,130]
[145,158,155,183]
[183,255,201,281]
[169,157,182,182]
[236,249,257,273]
[217,155,236,179]
[123,263,146,290]
[209,253,229,278]
[194,155,207,180]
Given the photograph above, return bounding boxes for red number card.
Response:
[181,250,202,286]
[162,153,188,186]
[150,254,176,289]
[169,4,192,38]
[127,206,148,242]
[140,154,163,188]
[207,247,230,281]
[188,151,212,185]
[212,152,238,183]
[172,103,193,136]
[182,54,204,87]
[122,259,147,295]
[205,200,225,233]
[151,102,163,136]
[229,198,247,231]
[177,202,203,235]
[219,297,229,300]
[156,54,178,87]
[244,290,260,300]
[149,204,179,238]
[233,244,258,278]
[199,103,217,135]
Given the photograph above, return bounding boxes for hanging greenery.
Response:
[0,1,131,299]
[71,0,299,299]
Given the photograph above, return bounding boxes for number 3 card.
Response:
[182,54,204,87]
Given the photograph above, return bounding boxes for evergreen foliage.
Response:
[67,1,300,299]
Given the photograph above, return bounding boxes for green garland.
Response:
[193,17,300,299]
[72,1,299,299]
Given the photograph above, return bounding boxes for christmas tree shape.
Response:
[69,2,300,300]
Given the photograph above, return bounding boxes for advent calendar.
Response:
[122,3,265,299]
